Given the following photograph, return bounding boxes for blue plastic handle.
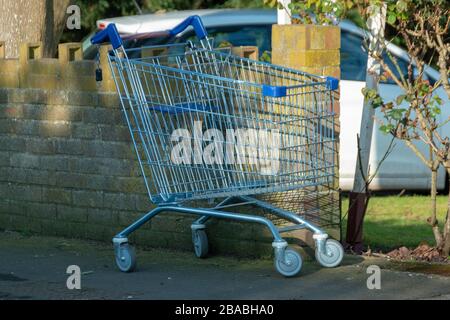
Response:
[326,77,339,90]
[90,15,207,49]
[169,15,208,40]
[91,23,123,49]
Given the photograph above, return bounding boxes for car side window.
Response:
[340,31,368,81]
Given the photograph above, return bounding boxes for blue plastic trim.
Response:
[262,85,287,97]
[326,77,339,91]
[152,103,217,114]
[168,15,208,40]
[91,23,123,49]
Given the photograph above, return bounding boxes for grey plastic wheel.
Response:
[315,239,344,268]
[274,248,302,277]
[192,229,209,258]
[115,244,136,272]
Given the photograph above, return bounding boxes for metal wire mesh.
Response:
[109,43,337,206]
[256,186,340,228]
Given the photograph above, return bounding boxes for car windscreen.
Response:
[117,24,271,59]
[182,25,272,56]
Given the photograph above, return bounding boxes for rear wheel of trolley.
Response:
[315,239,344,268]
[274,248,302,277]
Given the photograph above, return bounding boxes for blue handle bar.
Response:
[169,15,208,40]
[91,23,123,49]
[91,15,208,49]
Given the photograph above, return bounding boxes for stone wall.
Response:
[0,38,340,257]
[272,24,341,114]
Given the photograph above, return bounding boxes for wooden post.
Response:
[346,3,387,253]
[277,0,291,25]
[353,4,387,193]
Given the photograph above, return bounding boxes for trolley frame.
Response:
[91,15,344,277]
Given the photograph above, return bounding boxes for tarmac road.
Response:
[0,231,449,300]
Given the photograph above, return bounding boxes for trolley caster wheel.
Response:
[115,243,136,273]
[192,229,209,258]
[315,239,344,268]
[274,248,302,277]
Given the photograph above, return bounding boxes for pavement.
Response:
[1,230,450,300]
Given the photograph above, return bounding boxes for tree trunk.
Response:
[0,0,46,58]
[442,168,450,256]
[443,212,450,256]
[0,0,71,58]
[345,191,370,254]
[428,166,443,248]
[43,0,73,57]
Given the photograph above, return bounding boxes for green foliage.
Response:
[264,0,448,30]
[217,40,233,48]
[362,87,384,109]
[63,0,267,42]
[259,50,272,63]
[62,0,140,42]
[384,0,448,27]
[385,0,409,26]
[387,108,406,121]
[342,194,449,251]
[379,124,395,134]
[219,0,267,8]
[143,0,263,11]
[265,0,356,25]
[78,0,138,31]
[395,95,406,105]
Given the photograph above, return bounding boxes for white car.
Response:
[84,9,450,191]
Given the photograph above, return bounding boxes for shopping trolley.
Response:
[91,15,344,277]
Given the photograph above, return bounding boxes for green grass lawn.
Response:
[342,194,448,251]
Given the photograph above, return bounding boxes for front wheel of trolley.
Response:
[192,229,209,258]
[274,248,302,277]
[115,243,137,272]
[315,239,344,268]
